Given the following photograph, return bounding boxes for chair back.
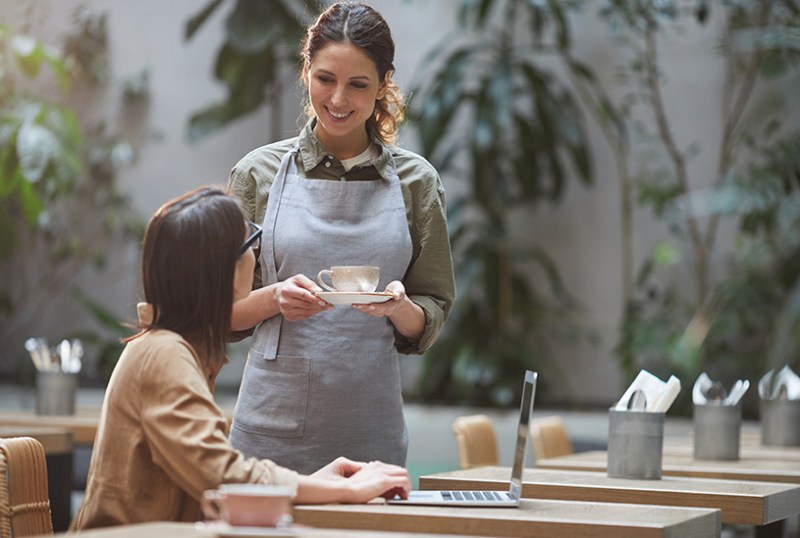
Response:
[451,414,499,469]
[531,415,573,460]
[0,437,54,537]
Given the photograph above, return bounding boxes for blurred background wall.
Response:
[2,0,798,410]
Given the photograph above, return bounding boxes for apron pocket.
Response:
[233,350,309,438]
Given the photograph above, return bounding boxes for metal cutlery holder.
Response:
[607,409,664,480]
[693,404,741,460]
[36,370,79,415]
[760,398,800,447]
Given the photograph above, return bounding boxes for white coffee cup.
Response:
[201,484,292,527]
[317,266,380,292]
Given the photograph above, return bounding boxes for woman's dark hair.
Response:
[301,2,404,144]
[132,186,245,367]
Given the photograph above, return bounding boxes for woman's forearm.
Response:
[294,475,354,504]
[231,285,281,331]
[388,297,425,342]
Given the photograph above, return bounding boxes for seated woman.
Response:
[73,186,409,529]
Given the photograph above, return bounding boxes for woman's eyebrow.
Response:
[315,68,373,82]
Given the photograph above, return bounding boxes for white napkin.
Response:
[615,370,681,413]
[692,372,749,406]
[759,365,800,400]
[693,372,713,405]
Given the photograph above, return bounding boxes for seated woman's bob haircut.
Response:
[134,186,246,366]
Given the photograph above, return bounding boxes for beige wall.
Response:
[3,1,795,405]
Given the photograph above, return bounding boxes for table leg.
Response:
[755,519,785,538]
[45,451,73,532]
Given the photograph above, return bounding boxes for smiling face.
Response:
[306,42,386,158]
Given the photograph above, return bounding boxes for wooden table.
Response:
[536,450,800,484]
[292,499,720,537]
[419,466,800,527]
[664,436,800,462]
[50,521,484,537]
[0,404,236,447]
[0,425,72,453]
[0,409,100,445]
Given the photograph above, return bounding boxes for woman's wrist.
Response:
[388,296,425,342]
[295,475,355,504]
[231,285,281,330]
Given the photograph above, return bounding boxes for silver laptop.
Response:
[388,370,537,507]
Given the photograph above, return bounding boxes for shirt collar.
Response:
[297,117,395,182]
[136,302,228,383]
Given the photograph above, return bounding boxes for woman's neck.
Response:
[313,123,371,161]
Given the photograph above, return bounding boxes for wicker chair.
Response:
[451,414,499,469]
[530,416,573,460]
[0,437,53,537]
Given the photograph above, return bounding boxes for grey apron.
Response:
[230,147,413,475]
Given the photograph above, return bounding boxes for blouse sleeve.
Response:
[138,341,300,500]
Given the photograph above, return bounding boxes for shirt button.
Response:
[325,161,331,167]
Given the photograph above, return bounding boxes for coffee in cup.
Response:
[201,484,292,527]
[317,265,380,292]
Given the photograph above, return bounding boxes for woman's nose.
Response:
[331,85,348,106]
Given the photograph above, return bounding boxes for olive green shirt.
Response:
[227,119,455,354]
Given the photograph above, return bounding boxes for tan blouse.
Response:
[73,324,299,529]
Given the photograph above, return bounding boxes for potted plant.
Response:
[408,0,595,406]
[0,7,151,382]
[563,0,800,414]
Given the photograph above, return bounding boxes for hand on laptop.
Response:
[308,457,411,503]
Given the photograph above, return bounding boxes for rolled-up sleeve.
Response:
[395,158,456,354]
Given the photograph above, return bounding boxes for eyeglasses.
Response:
[239,222,262,256]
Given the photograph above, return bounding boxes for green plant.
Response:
[409,0,594,406]
[184,0,314,142]
[70,288,135,383]
[566,0,800,413]
[0,7,148,380]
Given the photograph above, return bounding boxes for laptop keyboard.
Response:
[441,490,507,501]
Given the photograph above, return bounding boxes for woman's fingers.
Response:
[278,274,332,319]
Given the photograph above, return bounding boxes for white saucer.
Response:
[195,521,298,537]
[315,291,394,306]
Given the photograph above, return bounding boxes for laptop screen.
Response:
[508,370,537,499]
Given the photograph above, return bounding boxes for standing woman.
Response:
[228,2,455,474]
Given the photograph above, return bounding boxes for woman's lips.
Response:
[326,107,352,120]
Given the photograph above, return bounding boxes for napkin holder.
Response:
[607,408,664,480]
[693,403,741,460]
[760,398,800,447]
[36,370,79,416]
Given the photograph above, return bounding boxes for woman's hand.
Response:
[353,281,425,342]
[342,459,410,502]
[352,280,407,318]
[310,457,410,502]
[274,274,332,321]
[310,456,365,481]
[296,457,410,504]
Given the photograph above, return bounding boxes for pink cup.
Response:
[201,484,293,527]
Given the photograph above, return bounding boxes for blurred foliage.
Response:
[0,7,150,381]
[622,132,800,415]
[70,288,135,383]
[592,0,800,415]
[409,0,595,407]
[184,0,315,142]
